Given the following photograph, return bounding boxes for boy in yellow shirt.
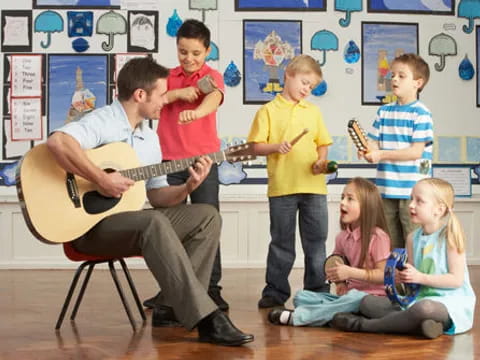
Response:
[248,55,333,308]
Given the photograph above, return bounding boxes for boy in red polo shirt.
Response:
[145,19,228,314]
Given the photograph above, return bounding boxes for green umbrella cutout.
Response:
[96,10,127,52]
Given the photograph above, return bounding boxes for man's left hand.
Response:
[185,156,212,193]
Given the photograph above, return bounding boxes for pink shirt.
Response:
[333,226,391,296]
[158,64,224,160]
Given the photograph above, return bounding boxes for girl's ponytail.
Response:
[445,208,465,253]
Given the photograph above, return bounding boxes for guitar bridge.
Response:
[66,173,81,208]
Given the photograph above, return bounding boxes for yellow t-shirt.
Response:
[247,94,333,197]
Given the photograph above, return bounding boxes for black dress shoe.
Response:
[258,295,284,308]
[330,312,363,332]
[197,310,254,346]
[152,305,182,327]
[208,287,229,311]
[268,307,292,325]
[143,291,161,309]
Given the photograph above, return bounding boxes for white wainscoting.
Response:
[1,185,480,269]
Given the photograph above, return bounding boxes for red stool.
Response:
[55,242,146,331]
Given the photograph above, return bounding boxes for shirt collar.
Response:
[112,99,145,139]
[170,63,210,81]
[275,94,308,108]
[345,225,361,241]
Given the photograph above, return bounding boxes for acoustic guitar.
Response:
[16,142,255,244]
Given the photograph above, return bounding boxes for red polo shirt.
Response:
[158,63,224,160]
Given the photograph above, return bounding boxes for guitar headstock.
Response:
[224,142,256,163]
[347,119,369,153]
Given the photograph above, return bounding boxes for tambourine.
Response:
[324,254,350,284]
[384,248,421,307]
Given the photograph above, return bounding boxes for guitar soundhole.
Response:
[83,191,121,214]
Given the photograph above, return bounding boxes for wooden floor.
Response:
[1,266,479,360]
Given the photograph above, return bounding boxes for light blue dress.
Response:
[411,227,476,334]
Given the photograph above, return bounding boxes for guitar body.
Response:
[16,142,146,244]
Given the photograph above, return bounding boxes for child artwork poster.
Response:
[243,20,302,104]
[236,0,325,11]
[48,55,107,133]
[127,11,158,53]
[477,26,480,107]
[367,0,454,15]
[361,22,418,105]
[34,0,120,8]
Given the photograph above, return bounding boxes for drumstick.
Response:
[290,128,309,146]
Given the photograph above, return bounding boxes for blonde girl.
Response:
[332,178,476,338]
[268,177,391,326]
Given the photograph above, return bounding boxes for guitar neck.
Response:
[118,150,225,182]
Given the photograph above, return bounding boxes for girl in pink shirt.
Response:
[268,177,391,326]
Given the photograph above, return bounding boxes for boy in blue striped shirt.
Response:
[361,53,433,249]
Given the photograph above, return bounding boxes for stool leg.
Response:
[109,260,137,331]
[70,263,96,320]
[55,261,89,330]
[119,258,146,321]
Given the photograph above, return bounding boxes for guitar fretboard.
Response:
[118,150,226,182]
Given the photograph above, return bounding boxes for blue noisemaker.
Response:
[384,248,421,307]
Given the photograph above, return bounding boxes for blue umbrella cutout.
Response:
[458,0,480,34]
[206,41,219,61]
[166,9,183,37]
[459,54,475,80]
[335,0,362,27]
[34,10,64,49]
[311,30,338,66]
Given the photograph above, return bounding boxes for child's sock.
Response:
[268,308,294,325]
[279,310,294,325]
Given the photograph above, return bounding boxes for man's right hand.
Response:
[98,171,135,198]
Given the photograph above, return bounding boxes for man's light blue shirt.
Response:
[54,99,168,190]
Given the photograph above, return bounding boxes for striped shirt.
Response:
[369,100,433,199]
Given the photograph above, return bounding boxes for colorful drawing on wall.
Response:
[128,11,158,53]
[311,30,338,66]
[458,0,480,34]
[477,26,480,106]
[243,20,301,104]
[96,11,127,51]
[1,10,32,53]
[34,10,64,49]
[367,0,454,15]
[329,136,349,162]
[459,54,475,80]
[0,161,17,186]
[218,161,247,185]
[67,11,93,37]
[34,0,120,8]
[166,9,182,37]
[335,0,362,27]
[428,32,457,71]
[189,0,217,23]
[344,40,361,63]
[361,22,418,105]
[224,61,242,87]
[466,136,480,162]
[48,55,107,133]
[235,0,326,11]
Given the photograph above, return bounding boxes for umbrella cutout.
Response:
[96,10,127,52]
[311,30,338,66]
[458,0,480,34]
[428,33,457,71]
[189,0,217,23]
[335,0,362,27]
[459,54,475,80]
[34,10,64,49]
[206,41,219,61]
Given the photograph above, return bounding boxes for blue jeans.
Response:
[167,163,222,290]
[262,194,329,303]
